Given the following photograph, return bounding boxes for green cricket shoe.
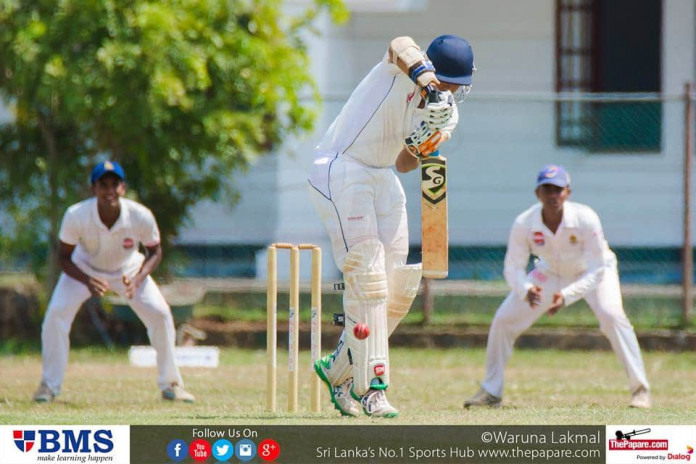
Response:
[161,383,195,403]
[314,356,361,417]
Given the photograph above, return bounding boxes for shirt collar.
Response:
[560,201,579,228]
[92,197,131,231]
[532,201,578,232]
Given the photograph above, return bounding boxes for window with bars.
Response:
[555,0,595,146]
[555,0,662,152]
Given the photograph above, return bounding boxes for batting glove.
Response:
[405,121,450,158]
[418,88,454,131]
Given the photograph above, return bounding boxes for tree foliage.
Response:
[0,0,348,284]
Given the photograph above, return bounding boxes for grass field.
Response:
[1,347,694,425]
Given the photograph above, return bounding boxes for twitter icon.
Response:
[212,439,234,462]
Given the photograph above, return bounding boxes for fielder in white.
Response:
[33,161,195,403]
[465,165,651,409]
[308,35,475,417]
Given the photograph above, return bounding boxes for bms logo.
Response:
[13,431,35,452]
[12,429,114,453]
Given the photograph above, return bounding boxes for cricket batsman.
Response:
[308,35,475,417]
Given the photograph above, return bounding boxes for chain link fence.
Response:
[172,90,696,328]
[1,90,694,331]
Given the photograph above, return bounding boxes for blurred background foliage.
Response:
[0,0,348,290]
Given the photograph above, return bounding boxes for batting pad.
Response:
[387,264,422,335]
[343,239,389,396]
[323,332,353,386]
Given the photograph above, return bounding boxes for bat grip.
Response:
[421,84,440,103]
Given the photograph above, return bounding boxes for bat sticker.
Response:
[421,158,447,205]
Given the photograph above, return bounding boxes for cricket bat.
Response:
[421,152,448,278]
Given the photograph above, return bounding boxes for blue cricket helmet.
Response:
[426,35,475,85]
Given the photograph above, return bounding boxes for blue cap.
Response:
[536,164,570,188]
[426,35,475,85]
[91,160,125,184]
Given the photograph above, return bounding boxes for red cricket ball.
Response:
[353,323,370,340]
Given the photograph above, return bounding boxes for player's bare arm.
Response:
[546,292,565,316]
[395,147,420,173]
[526,285,542,308]
[124,243,162,298]
[57,241,109,297]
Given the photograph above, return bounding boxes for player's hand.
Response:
[405,121,451,158]
[419,87,454,131]
[87,277,109,297]
[547,292,565,316]
[526,285,542,308]
[122,274,143,299]
[408,61,439,88]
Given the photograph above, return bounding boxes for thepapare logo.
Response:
[14,429,114,453]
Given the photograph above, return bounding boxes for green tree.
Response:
[0,0,347,289]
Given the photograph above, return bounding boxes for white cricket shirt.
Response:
[59,197,160,278]
[309,52,459,197]
[504,201,615,306]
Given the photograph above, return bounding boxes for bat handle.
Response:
[421,84,440,103]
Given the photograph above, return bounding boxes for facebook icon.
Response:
[166,439,188,462]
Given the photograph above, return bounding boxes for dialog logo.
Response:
[189,439,212,462]
[166,439,188,462]
[236,439,257,462]
[13,431,35,452]
[212,439,234,462]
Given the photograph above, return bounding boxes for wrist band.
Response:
[409,60,435,84]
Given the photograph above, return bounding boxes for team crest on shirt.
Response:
[533,231,545,246]
[122,238,135,249]
[569,234,578,245]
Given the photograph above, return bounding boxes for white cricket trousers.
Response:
[40,272,183,394]
[481,263,650,398]
[308,156,409,271]
[308,155,410,386]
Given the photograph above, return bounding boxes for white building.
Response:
[177,0,696,281]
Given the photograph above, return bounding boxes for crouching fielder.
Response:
[308,35,474,417]
[465,165,651,409]
[33,161,194,404]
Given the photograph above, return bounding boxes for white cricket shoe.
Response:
[333,378,362,417]
[33,382,55,403]
[464,387,502,408]
[162,383,195,403]
[360,389,399,418]
[314,356,361,417]
[630,386,651,409]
